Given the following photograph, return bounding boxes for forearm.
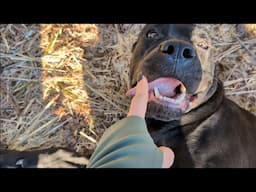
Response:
[87,116,163,168]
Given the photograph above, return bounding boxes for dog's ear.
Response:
[131,41,138,52]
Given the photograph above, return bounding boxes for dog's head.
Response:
[127,24,217,122]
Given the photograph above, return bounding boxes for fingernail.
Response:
[141,75,147,81]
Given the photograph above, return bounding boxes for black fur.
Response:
[131,24,256,168]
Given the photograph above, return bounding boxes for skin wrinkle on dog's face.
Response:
[130,24,216,121]
[187,27,217,112]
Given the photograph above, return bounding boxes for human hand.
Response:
[127,76,149,118]
[127,76,175,168]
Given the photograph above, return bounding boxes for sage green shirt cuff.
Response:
[87,116,163,168]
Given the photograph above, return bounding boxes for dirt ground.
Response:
[0,24,256,159]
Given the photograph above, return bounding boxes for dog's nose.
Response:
[160,40,195,59]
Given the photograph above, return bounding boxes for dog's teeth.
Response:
[154,86,186,105]
[154,87,160,97]
[159,93,186,104]
[163,96,175,103]
[175,92,186,104]
[180,85,186,93]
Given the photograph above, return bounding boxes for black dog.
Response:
[127,24,256,168]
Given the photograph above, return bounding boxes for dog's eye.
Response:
[146,30,159,39]
[196,41,209,50]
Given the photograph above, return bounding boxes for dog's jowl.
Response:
[128,24,256,168]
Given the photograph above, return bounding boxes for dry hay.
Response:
[0,24,255,159]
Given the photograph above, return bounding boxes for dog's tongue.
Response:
[126,77,182,97]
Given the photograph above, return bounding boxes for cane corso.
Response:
[127,24,256,168]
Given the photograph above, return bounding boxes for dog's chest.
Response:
[146,119,223,168]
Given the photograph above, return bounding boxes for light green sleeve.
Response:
[87,116,163,168]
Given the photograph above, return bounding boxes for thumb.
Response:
[159,146,175,168]
[127,76,149,118]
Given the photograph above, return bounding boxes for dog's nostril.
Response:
[182,48,194,59]
[161,44,175,55]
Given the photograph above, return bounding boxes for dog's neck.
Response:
[181,80,223,126]
[146,80,224,140]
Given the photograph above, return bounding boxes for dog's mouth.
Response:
[126,77,192,112]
